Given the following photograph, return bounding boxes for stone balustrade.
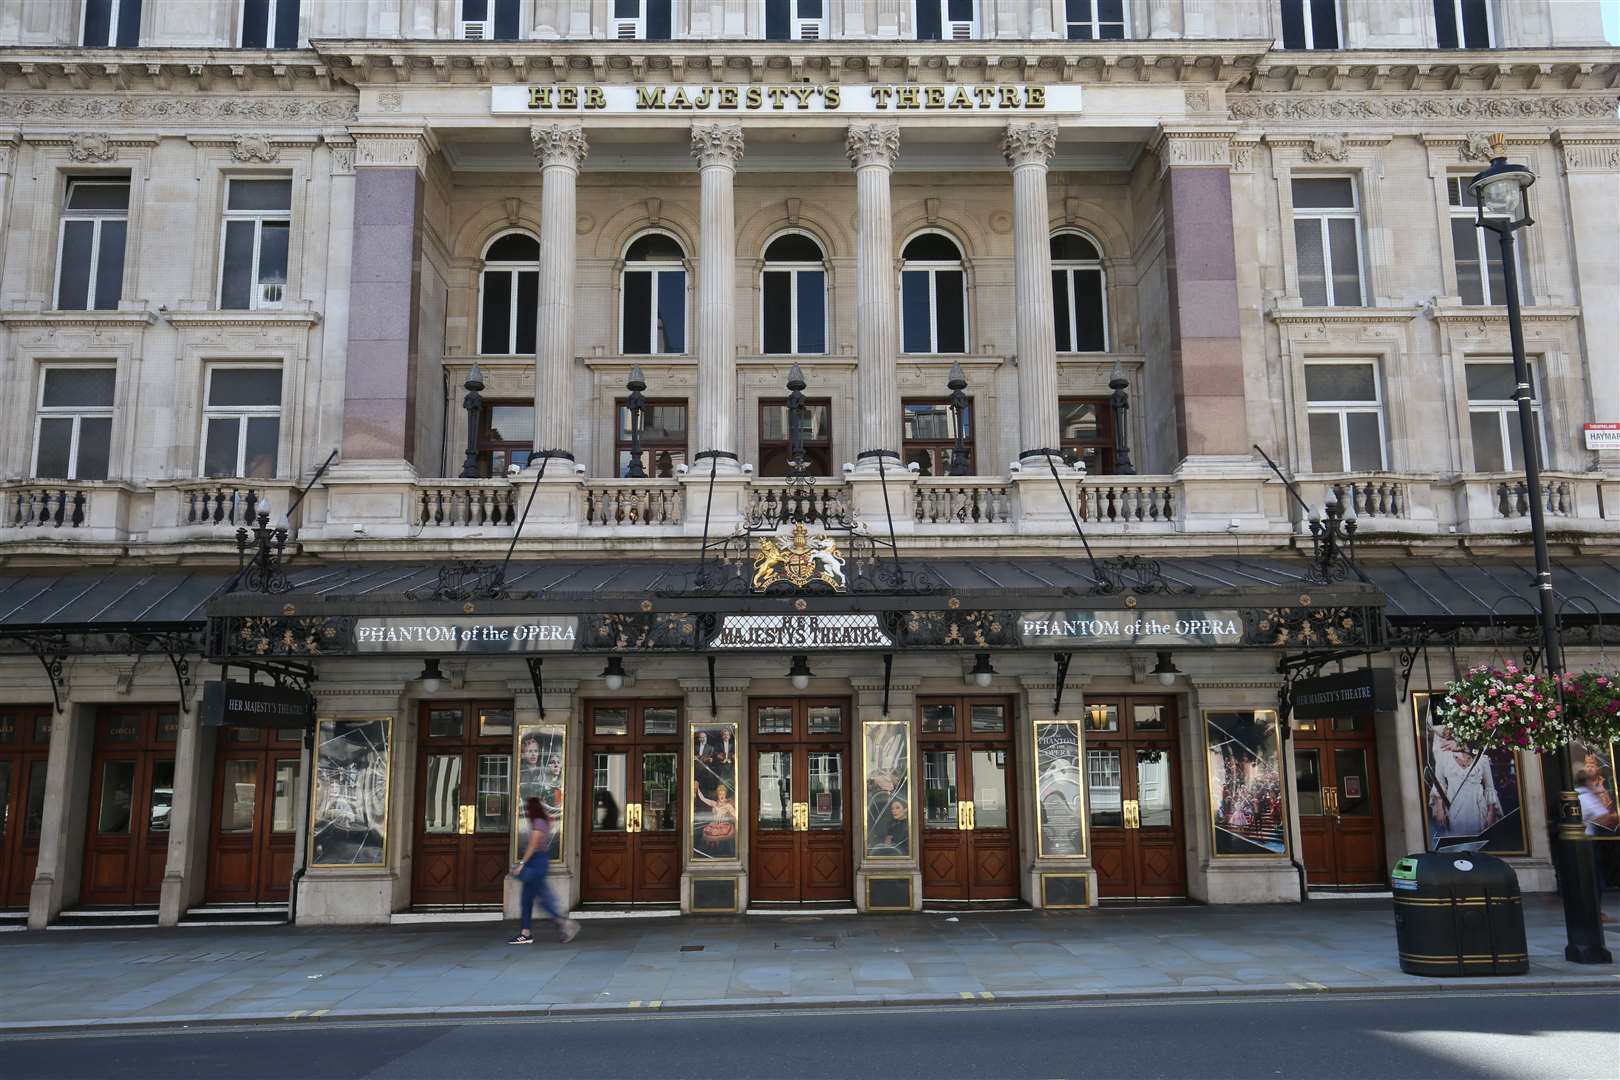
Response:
[1074,477,1177,528]
[5,483,92,530]
[583,481,684,526]
[417,481,519,529]
[913,480,1013,526]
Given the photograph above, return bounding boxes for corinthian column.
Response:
[1003,121,1062,464]
[846,123,902,472]
[530,123,588,463]
[691,123,744,473]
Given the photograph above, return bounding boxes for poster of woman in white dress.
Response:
[1413,692,1527,854]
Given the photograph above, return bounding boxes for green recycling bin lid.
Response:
[1392,856,1419,890]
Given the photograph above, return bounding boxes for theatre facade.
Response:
[0,0,1617,927]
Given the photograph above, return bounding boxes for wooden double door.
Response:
[750,699,853,903]
[1086,697,1188,900]
[582,700,682,904]
[1294,715,1386,886]
[82,708,177,907]
[412,703,515,907]
[0,708,52,909]
[207,726,303,905]
[919,697,1019,901]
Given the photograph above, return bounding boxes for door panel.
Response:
[581,702,683,905]
[751,749,797,902]
[920,698,1017,901]
[1085,699,1187,901]
[1293,731,1387,887]
[802,748,849,900]
[583,749,632,902]
[411,703,519,908]
[746,700,852,904]
[635,750,680,901]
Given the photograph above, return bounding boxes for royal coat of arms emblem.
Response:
[752,524,848,591]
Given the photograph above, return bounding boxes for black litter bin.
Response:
[1391,851,1527,977]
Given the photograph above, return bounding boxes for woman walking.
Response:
[509,796,580,944]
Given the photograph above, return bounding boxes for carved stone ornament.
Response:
[1561,141,1620,173]
[231,133,280,163]
[68,132,115,162]
[529,123,589,169]
[845,122,900,169]
[690,122,745,168]
[1229,93,1620,122]
[1153,131,1232,171]
[1460,132,1496,162]
[1303,134,1348,163]
[0,94,357,124]
[1002,121,1059,168]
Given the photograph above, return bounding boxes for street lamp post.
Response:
[623,366,648,479]
[1470,134,1611,964]
[1108,359,1136,476]
[946,361,971,477]
[786,362,810,480]
[459,364,485,479]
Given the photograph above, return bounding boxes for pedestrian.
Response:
[509,796,580,944]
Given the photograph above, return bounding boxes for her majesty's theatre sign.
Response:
[492,83,1080,114]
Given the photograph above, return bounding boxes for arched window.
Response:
[1051,231,1107,353]
[621,231,687,356]
[761,231,827,355]
[900,231,967,354]
[479,231,539,356]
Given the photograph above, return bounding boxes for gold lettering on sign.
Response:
[584,86,606,108]
[638,86,666,109]
[516,84,1060,113]
[718,86,738,108]
[823,85,841,108]
[558,86,577,108]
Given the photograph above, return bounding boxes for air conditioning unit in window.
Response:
[457,19,492,39]
[947,20,974,39]
[257,282,285,309]
[613,18,642,39]
[797,20,822,39]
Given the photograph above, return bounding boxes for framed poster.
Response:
[1570,734,1618,842]
[863,719,912,859]
[1412,692,1528,854]
[1033,720,1085,857]
[517,724,566,862]
[310,717,391,868]
[1204,710,1288,857]
[691,721,737,861]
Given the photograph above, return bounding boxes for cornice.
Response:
[1230,92,1620,125]
[163,309,323,327]
[1427,304,1582,324]
[1269,305,1424,325]
[1246,48,1620,93]
[0,308,156,327]
[0,91,355,125]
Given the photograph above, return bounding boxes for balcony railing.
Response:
[913,480,1012,525]
[418,481,518,529]
[6,483,91,529]
[1075,478,1177,527]
[584,481,684,526]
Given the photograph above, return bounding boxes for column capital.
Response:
[1150,127,1238,177]
[1002,121,1058,168]
[1554,130,1620,174]
[846,122,900,170]
[690,122,745,169]
[351,127,438,174]
[529,122,589,170]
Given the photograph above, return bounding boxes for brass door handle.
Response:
[792,802,809,831]
[626,803,642,832]
[957,801,975,830]
[1326,788,1341,819]
[1123,799,1140,830]
[457,805,475,835]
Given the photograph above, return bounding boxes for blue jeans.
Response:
[518,856,562,932]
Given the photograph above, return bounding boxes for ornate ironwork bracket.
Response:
[29,635,69,714]
[526,657,546,720]
[1086,555,1194,597]
[408,561,506,602]
[881,653,893,717]
[1396,627,1439,703]
[1276,649,1362,740]
[707,655,718,719]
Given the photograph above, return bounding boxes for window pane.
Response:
[1326,218,1361,306]
[1464,363,1517,402]
[1506,415,1527,472]
[645,403,687,440]
[76,417,112,481]
[97,761,136,834]
[758,750,792,828]
[904,233,962,261]
[58,220,94,310]
[934,270,966,353]
[1460,0,1489,46]
[481,271,513,354]
[1469,411,1506,472]
[274,0,302,47]
[614,0,638,16]
[220,219,256,309]
[219,759,258,833]
[903,402,956,441]
[1060,401,1101,441]
[970,704,1005,733]
[1294,220,1328,306]
[622,271,651,354]
[66,181,130,212]
[1451,218,1484,305]
[593,708,629,736]
[901,271,931,353]
[204,418,241,477]
[1483,229,1508,306]
[765,232,822,261]
[1304,364,1375,403]
[115,0,142,47]
[487,404,535,443]
[1052,269,1072,352]
[970,751,1008,829]
[272,761,299,832]
[93,219,126,309]
[916,0,942,39]
[25,761,48,834]
[923,750,958,826]
[646,0,672,39]
[762,270,792,354]
[800,0,822,17]
[486,233,539,261]
[1307,413,1346,472]
[514,271,538,354]
[1073,268,1105,351]
[257,222,289,288]
[626,233,684,261]
[796,270,825,354]
[946,0,972,20]
[1434,0,1459,47]
[43,367,116,408]
[921,703,956,734]
[657,270,685,353]
[227,179,293,212]
[242,0,270,47]
[1309,0,1338,47]
[210,369,282,407]
[1345,412,1383,471]
[1292,179,1354,211]
[765,0,790,39]
[33,418,73,479]
[83,0,113,46]
[244,417,279,478]
[1051,232,1100,261]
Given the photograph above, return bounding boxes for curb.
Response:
[1,974,1615,1036]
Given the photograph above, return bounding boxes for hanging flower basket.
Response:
[1440,664,1569,754]
[1558,671,1620,749]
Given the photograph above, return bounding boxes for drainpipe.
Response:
[287,708,316,926]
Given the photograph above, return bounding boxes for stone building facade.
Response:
[0,0,1615,927]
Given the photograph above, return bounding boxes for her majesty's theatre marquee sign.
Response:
[492,83,1080,114]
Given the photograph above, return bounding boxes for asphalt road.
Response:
[2,989,1615,1080]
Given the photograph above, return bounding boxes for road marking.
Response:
[959,992,974,1000]
[978,992,994,1000]
[628,1000,641,1009]
[310,1010,329,1018]
[648,1000,662,1009]
[285,1011,305,1020]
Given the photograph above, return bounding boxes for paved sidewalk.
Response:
[1,895,1614,1032]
